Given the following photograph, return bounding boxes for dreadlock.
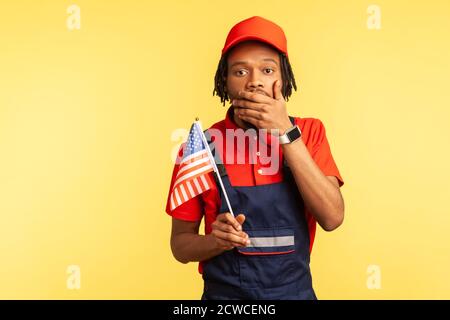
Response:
[213,51,298,106]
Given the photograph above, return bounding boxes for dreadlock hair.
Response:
[213,51,298,106]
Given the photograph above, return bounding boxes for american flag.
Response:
[169,122,215,211]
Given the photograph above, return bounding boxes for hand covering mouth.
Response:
[249,89,270,97]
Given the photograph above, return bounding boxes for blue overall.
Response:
[202,121,317,300]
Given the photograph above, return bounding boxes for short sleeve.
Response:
[306,119,344,187]
[165,145,204,221]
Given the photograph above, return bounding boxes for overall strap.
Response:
[203,130,227,180]
[288,116,295,126]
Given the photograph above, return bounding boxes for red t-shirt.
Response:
[165,107,344,273]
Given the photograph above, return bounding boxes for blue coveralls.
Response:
[202,120,317,300]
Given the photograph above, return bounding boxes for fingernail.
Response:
[246,240,251,245]
[237,225,242,231]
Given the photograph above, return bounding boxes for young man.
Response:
[166,16,344,300]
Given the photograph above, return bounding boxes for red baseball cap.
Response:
[222,16,288,57]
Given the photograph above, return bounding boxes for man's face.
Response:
[225,41,282,128]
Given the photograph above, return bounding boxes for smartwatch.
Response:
[279,125,302,144]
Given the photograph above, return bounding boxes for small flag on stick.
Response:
[169,118,234,216]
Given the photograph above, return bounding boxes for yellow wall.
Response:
[1,0,449,299]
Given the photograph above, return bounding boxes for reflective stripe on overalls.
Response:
[202,118,317,300]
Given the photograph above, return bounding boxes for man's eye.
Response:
[236,70,248,76]
[264,68,274,74]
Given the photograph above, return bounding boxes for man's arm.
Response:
[170,213,249,264]
[170,218,223,264]
[281,140,344,231]
[232,80,344,231]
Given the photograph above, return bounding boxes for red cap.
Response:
[222,16,288,57]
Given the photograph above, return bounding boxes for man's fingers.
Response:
[235,214,246,225]
[212,229,249,246]
[212,213,249,250]
[217,240,248,251]
[218,213,242,231]
[232,99,265,111]
[237,90,272,103]
[235,108,264,121]
[213,220,247,237]
[273,79,283,101]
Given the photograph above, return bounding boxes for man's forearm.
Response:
[281,139,344,231]
[171,233,225,264]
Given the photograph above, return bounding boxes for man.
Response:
[166,16,344,300]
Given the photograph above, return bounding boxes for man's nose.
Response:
[246,71,264,90]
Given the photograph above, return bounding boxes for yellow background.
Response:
[1,0,449,299]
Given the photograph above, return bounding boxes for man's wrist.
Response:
[278,121,293,136]
[278,124,302,145]
[206,233,227,256]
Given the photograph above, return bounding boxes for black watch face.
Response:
[287,127,301,141]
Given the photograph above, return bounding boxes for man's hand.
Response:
[210,213,249,251]
[232,80,293,135]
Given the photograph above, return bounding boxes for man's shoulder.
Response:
[206,118,227,132]
[291,116,329,147]
[292,116,324,131]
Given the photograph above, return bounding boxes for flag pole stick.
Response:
[195,118,235,217]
